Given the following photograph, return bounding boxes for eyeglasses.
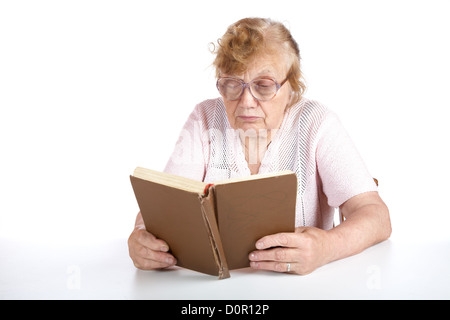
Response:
[216,76,289,101]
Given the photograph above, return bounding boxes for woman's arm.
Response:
[249,191,391,275]
[327,191,391,262]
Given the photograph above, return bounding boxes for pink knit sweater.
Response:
[164,98,377,229]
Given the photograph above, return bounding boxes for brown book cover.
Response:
[130,167,297,279]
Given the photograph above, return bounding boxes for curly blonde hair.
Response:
[212,18,306,106]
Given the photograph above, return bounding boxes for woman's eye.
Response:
[222,80,241,89]
[227,82,240,88]
[254,80,275,90]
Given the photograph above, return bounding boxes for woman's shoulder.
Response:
[190,97,227,128]
[288,98,335,129]
[194,97,223,113]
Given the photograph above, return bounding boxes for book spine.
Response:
[199,187,230,280]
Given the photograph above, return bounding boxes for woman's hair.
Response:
[212,17,306,106]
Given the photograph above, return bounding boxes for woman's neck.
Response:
[239,129,273,174]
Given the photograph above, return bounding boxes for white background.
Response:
[1,0,449,250]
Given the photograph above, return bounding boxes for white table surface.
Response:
[1,236,449,300]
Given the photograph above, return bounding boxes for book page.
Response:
[133,167,206,194]
[214,170,294,185]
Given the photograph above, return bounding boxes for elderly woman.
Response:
[128,18,391,275]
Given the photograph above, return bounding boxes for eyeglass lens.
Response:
[217,78,279,101]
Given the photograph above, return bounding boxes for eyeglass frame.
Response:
[216,75,289,102]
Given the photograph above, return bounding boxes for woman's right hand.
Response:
[128,212,177,270]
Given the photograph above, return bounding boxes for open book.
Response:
[130,167,297,279]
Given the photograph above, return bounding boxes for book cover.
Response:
[130,168,297,279]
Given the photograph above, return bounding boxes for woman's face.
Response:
[221,55,292,134]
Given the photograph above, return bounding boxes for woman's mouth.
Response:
[237,116,261,122]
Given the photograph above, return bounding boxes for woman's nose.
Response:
[239,85,258,108]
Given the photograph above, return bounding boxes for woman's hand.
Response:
[248,192,391,275]
[248,227,331,275]
[128,213,177,270]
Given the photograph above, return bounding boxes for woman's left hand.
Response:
[249,227,331,275]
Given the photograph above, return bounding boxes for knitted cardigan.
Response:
[164,97,377,229]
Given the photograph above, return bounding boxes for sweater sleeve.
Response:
[163,103,208,181]
[316,111,377,208]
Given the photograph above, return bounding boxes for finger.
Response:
[255,232,300,250]
[250,261,295,274]
[249,247,300,263]
[134,255,176,270]
[295,226,308,233]
[135,243,177,265]
[132,242,177,270]
[135,227,170,252]
[129,228,176,269]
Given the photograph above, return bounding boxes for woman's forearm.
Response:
[325,193,391,263]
